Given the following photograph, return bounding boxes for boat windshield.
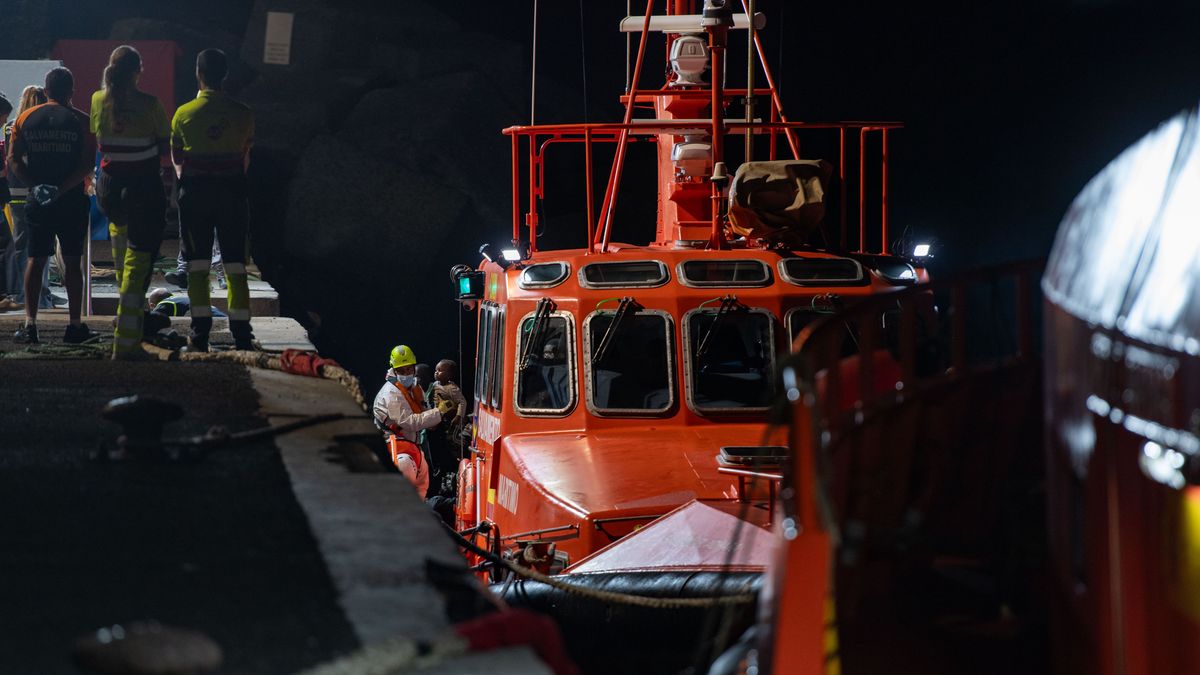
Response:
[687,310,775,410]
[587,311,673,413]
[516,315,573,413]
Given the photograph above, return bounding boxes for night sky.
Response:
[5,0,1199,375]
[19,0,1200,270]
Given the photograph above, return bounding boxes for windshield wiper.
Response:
[519,297,557,371]
[696,295,747,360]
[591,296,643,365]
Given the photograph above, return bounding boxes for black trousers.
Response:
[178,176,248,265]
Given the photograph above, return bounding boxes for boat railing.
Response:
[504,120,903,256]
[781,257,1045,540]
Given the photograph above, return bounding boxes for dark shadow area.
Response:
[0,362,359,673]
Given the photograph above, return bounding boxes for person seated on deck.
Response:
[142,287,225,336]
[540,338,570,409]
[373,344,455,497]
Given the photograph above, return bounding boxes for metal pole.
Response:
[744,0,755,165]
[85,231,92,317]
[531,0,538,126]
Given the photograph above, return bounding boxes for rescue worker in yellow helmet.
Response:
[170,48,256,352]
[91,45,172,360]
[373,345,456,497]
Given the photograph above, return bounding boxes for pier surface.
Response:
[0,315,547,673]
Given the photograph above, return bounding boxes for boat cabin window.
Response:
[491,310,505,409]
[778,257,866,286]
[787,307,859,358]
[678,260,772,288]
[584,309,674,414]
[684,307,776,411]
[519,262,570,289]
[475,303,503,409]
[579,260,669,288]
[515,312,575,415]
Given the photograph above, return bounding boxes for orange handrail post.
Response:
[585,126,595,253]
[709,39,725,250]
[511,132,520,244]
[858,128,866,253]
[881,128,889,254]
[839,127,847,250]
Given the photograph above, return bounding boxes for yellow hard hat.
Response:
[389,344,416,368]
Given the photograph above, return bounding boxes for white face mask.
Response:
[396,374,417,388]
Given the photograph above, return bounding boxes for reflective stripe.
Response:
[115,337,140,347]
[98,135,154,146]
[116,314,141,330]
[191,305,213,318]
[226,308,251,321]
[187,259,211,273]
[120,293,143,308]
[9,187,28,197]
[102,147,159,163]
[223,262,246,274]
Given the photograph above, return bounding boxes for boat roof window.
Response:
[684,304,777,412]
[515,312,575,415]
[584,307,674,415]
[678,260,772,288]
[778,258,866,286]
[579,260,669,288]
[519,262,570,289]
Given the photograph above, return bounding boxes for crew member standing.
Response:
[6,68,97,343]
[170,48,255,352]
[91,45,171,359]
[373,344,456,497]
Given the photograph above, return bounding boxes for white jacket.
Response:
[372,371,444,442]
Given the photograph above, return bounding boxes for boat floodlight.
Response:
[502,248,524,262]
[913,243,932,258]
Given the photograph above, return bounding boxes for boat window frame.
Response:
[581,308,677,417]
[578,260,670,289]
[513,309,578,417]
[777,257,868,287]
[475,302,497,407]
[676,259,773,289]
[518,262,571,290]
[490,308,506,410]
[681,305,779,415]
[785,306,836,346]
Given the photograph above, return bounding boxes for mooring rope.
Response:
[443,522,757,610]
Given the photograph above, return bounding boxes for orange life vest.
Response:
[392,379,426,414]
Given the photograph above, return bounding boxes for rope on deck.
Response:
[442,521,757,610]
[140,343,370,412]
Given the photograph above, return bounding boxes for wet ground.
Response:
[0,361,359,673]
